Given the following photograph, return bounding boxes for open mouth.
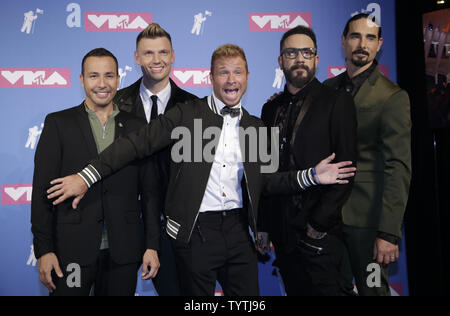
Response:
[94,91,112,99]
[150,66,164,73]
[224,88,239,96]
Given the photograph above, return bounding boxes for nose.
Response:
[294,52,306,63]
[359,37,367,49]
[98,76,107,87]
[227,73,236,84]
[152,53,161,64]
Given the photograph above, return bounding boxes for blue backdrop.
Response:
[0,0,408,296]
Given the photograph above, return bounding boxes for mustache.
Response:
[352,49,370,56]
[290,64,310,71]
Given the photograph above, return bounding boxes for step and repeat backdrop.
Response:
[0,0,408,296]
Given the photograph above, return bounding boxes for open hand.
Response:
[314,153,356,185]
[47,174,88,209]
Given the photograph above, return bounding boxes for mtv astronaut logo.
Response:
[21,8,44,35]
[25,123,44,150]
[191,10,212,36]
[27,245,37,267]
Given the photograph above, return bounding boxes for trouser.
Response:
[341,225,391,296]
[152,218,181,296]
[172,209,259,296]
[50,249,139,296]
[274,232,345,296]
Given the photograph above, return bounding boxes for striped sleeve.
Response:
[77,164,101,188]
[296,168,319,190]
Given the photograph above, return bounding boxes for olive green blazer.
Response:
[324,66,411,238]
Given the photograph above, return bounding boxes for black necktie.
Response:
[150,95,158,121]
[220,106,240,118]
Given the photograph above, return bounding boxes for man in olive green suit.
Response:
[324,14,411,296]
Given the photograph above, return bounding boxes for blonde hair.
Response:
[136,23,172,48]
[210,44,248,74]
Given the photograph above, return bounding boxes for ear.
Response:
[134,51,140,66]
[171,49,175,65]
[278,55,283,69]
[341,35,346,49]
[80,74,84,89]
[377,37,384,53]
[314,54,320,68]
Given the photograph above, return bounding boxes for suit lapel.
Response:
[165,78,184,113]
[116,78,146,120]
[75,104,99,158]
[289,79,320,147]
[354,66,380,106]
[114,112,126,140]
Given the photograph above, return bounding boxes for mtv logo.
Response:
[1,185,33,205]
[0,68,70,88]
[328,65,390,79]
[351,3,381,25]
[389,283,403,296]
[85,12,152,32]
[328,66,347,78]
[171,68,212,87]
[249,12,312,32]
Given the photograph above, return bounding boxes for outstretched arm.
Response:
[47,104,185,208]
[262,153,356,196]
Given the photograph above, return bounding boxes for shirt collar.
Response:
[211,92,243,119]
[84,102,120,118]
[139,79,172,107]
[345,60,378,84]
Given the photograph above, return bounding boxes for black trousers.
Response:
[152,218,181,296]
[172,209,259,296]
[274,232,345,296]
[50,249,139,296]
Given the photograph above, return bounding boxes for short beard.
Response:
[350,49,371,67]
[283,64,315,90]
[351,57,371,67]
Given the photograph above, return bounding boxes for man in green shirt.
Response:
[31,48,161,296]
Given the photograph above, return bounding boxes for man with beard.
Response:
[324,14,411,296]
[45,44,357,296]
[258,26,358,295]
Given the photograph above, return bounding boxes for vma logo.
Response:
[249,12,312,32]
[1,185,33,205]
[85,12,152,32]
[328,65,390,79]
[171,68,212,87]
[0,68,70,88]
[352,3,381,25]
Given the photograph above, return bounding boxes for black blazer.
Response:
[31,104,161,266]
[114,78,198,202]
[88,98,304,244]
[259,78,357,240]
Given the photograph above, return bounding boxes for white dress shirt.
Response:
[139,80,172,123]
[198,94,244,213]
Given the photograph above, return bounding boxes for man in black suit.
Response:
[258,26,358,296]
[31,48,161,296]
[46,44,356,296]
[113,23,197,296]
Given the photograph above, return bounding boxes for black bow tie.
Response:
[220,106,240,118]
